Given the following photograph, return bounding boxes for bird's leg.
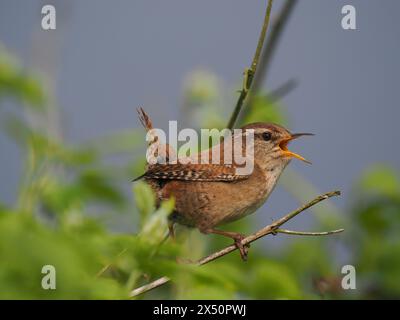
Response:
[202,228,250,261]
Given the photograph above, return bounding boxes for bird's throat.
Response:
[259,158,290,196]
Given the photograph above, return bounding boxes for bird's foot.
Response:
[201,228,251,261]
[232,234,250,261]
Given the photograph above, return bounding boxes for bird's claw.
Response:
[233,234,250,261]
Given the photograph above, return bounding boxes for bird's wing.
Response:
[132,164,250,182]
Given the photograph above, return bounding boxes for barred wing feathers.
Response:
[132,164,250,182]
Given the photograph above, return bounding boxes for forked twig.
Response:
[130,190,343,297]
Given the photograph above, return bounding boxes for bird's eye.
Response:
[262,132,272,141]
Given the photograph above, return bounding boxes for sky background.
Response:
[1,0,399,234]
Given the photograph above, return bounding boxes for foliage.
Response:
[0,48,45,109]
[1,47,399,299]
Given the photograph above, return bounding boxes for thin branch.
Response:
[197,190,341,265]
[239,0,298,124]
[249,0,298,98]
[130,276,170,297]
[250,1,273,72]
[227,0,274,129]
[129,190,342,298]
[274,228,344,236]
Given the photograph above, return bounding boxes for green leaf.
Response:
[358,164,400,198]
[139,197,175,244]
[0,48,46,109]
[133,181,156,227]
[242,94,286,126]
[245,260,302,299]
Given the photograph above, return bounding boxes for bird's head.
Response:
[240,122,313,167]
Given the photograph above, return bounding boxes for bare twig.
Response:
[129,190,343,298]
[130,276,170,297]
[239,0,299,124]
[274,228,344,236]
[197,190,341,265]
[251,0,298,92]
[227,0,274,129]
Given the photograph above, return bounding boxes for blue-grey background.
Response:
[1,0,399,232]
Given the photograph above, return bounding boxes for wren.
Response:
[134,108,313,260]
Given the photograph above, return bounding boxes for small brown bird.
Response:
[134,108,313,260]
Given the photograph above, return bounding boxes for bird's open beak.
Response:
[279,133,314,164]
